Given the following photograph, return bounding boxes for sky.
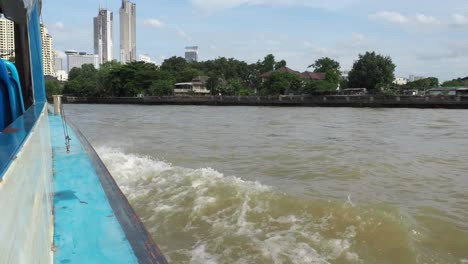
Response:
[42,0,468,81]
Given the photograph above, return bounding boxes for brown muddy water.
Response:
[67,105,468,264]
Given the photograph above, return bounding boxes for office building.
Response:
[0,16,14,60]
[94,8,113,64]
[120,0,136,64]
[54,51,63,72]
[41,25,54,76]
[185,46,198,63]
[65,50,99,73]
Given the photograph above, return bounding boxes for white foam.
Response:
[95,147,362,263]
[190,244,218,264]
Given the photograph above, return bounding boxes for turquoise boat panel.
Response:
[0,103,45,180]
[50,115,139,263]
[50,114,167,263]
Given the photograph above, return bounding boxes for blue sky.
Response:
[42,0,468,80]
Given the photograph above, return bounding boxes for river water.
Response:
[66,105,468,264]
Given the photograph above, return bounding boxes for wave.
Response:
[96,147,416,264]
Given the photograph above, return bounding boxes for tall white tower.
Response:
[40,25,54,76]
[0,17,15,60]
[94,8,113,64]
[120,0,136,64]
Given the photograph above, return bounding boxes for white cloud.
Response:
[190,0,358,12]
[370,11,409,24]
[144,19,164,28]
[50,22,65,30]
[415,14,440,25]
[451,14,468,26]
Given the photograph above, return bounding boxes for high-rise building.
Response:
[185,46,198,63]
[0,17,15,60]
[41,25,54,76]
[94,8,113,65]
[120,0,136,64]
[65,50,99,73]
[54,51,63,72]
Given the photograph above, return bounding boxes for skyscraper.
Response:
[94,8,113,64]
[185,46,198,63]
[41,25,54,76]
[120,0,136,64]
[0,16,15,60]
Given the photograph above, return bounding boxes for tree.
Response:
[259,54,276,73]
[310,57,341,90]
[45,80,62,97]
[260,72,303,95]
[160,56,188,72]
[274,60,287,70]
[149,79,175,96]
[97,60,121,97]
[63,64,98,96]
[348,52,396,92]
[407,77,439,89]
[442,78,464,87]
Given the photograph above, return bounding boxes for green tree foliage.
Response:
[45,80,62,97]
[310,57,341,90]
[274,60,287,70]
[407,77,439,89]
[149,79,175,96]
[260,72,304,95]
[442,78,465,87]
[348,52,396,92]
[60,52,409,97]
[160,56,188,72]
[259,54,276,73]
[63,64,99,96]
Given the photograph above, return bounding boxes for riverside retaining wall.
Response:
[63,95,468,109]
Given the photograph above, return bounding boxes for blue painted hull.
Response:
[0,104,167,263]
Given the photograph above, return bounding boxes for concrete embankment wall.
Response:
[63,95,468,109]
[0,106,53,264]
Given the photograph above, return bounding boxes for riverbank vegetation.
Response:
[46,51,450,98]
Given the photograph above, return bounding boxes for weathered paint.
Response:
[50,115,139,263]
[0,104,53,264]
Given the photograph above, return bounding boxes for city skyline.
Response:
[42,1,468,80]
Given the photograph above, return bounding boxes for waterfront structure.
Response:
[120,0,136,64]
[41,25,54,76]
[94,8,113,64]
[394,77,408,86]
[185,46,198,63]
[0,16,14,60]
[175,76,210,95]
[65,50,99,72]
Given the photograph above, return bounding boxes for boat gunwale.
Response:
[66,119,168,264]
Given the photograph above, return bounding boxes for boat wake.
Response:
[96,146,415,264]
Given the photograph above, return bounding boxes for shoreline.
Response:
[60,95,468,109]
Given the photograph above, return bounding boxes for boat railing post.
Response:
[53,95,62,115]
